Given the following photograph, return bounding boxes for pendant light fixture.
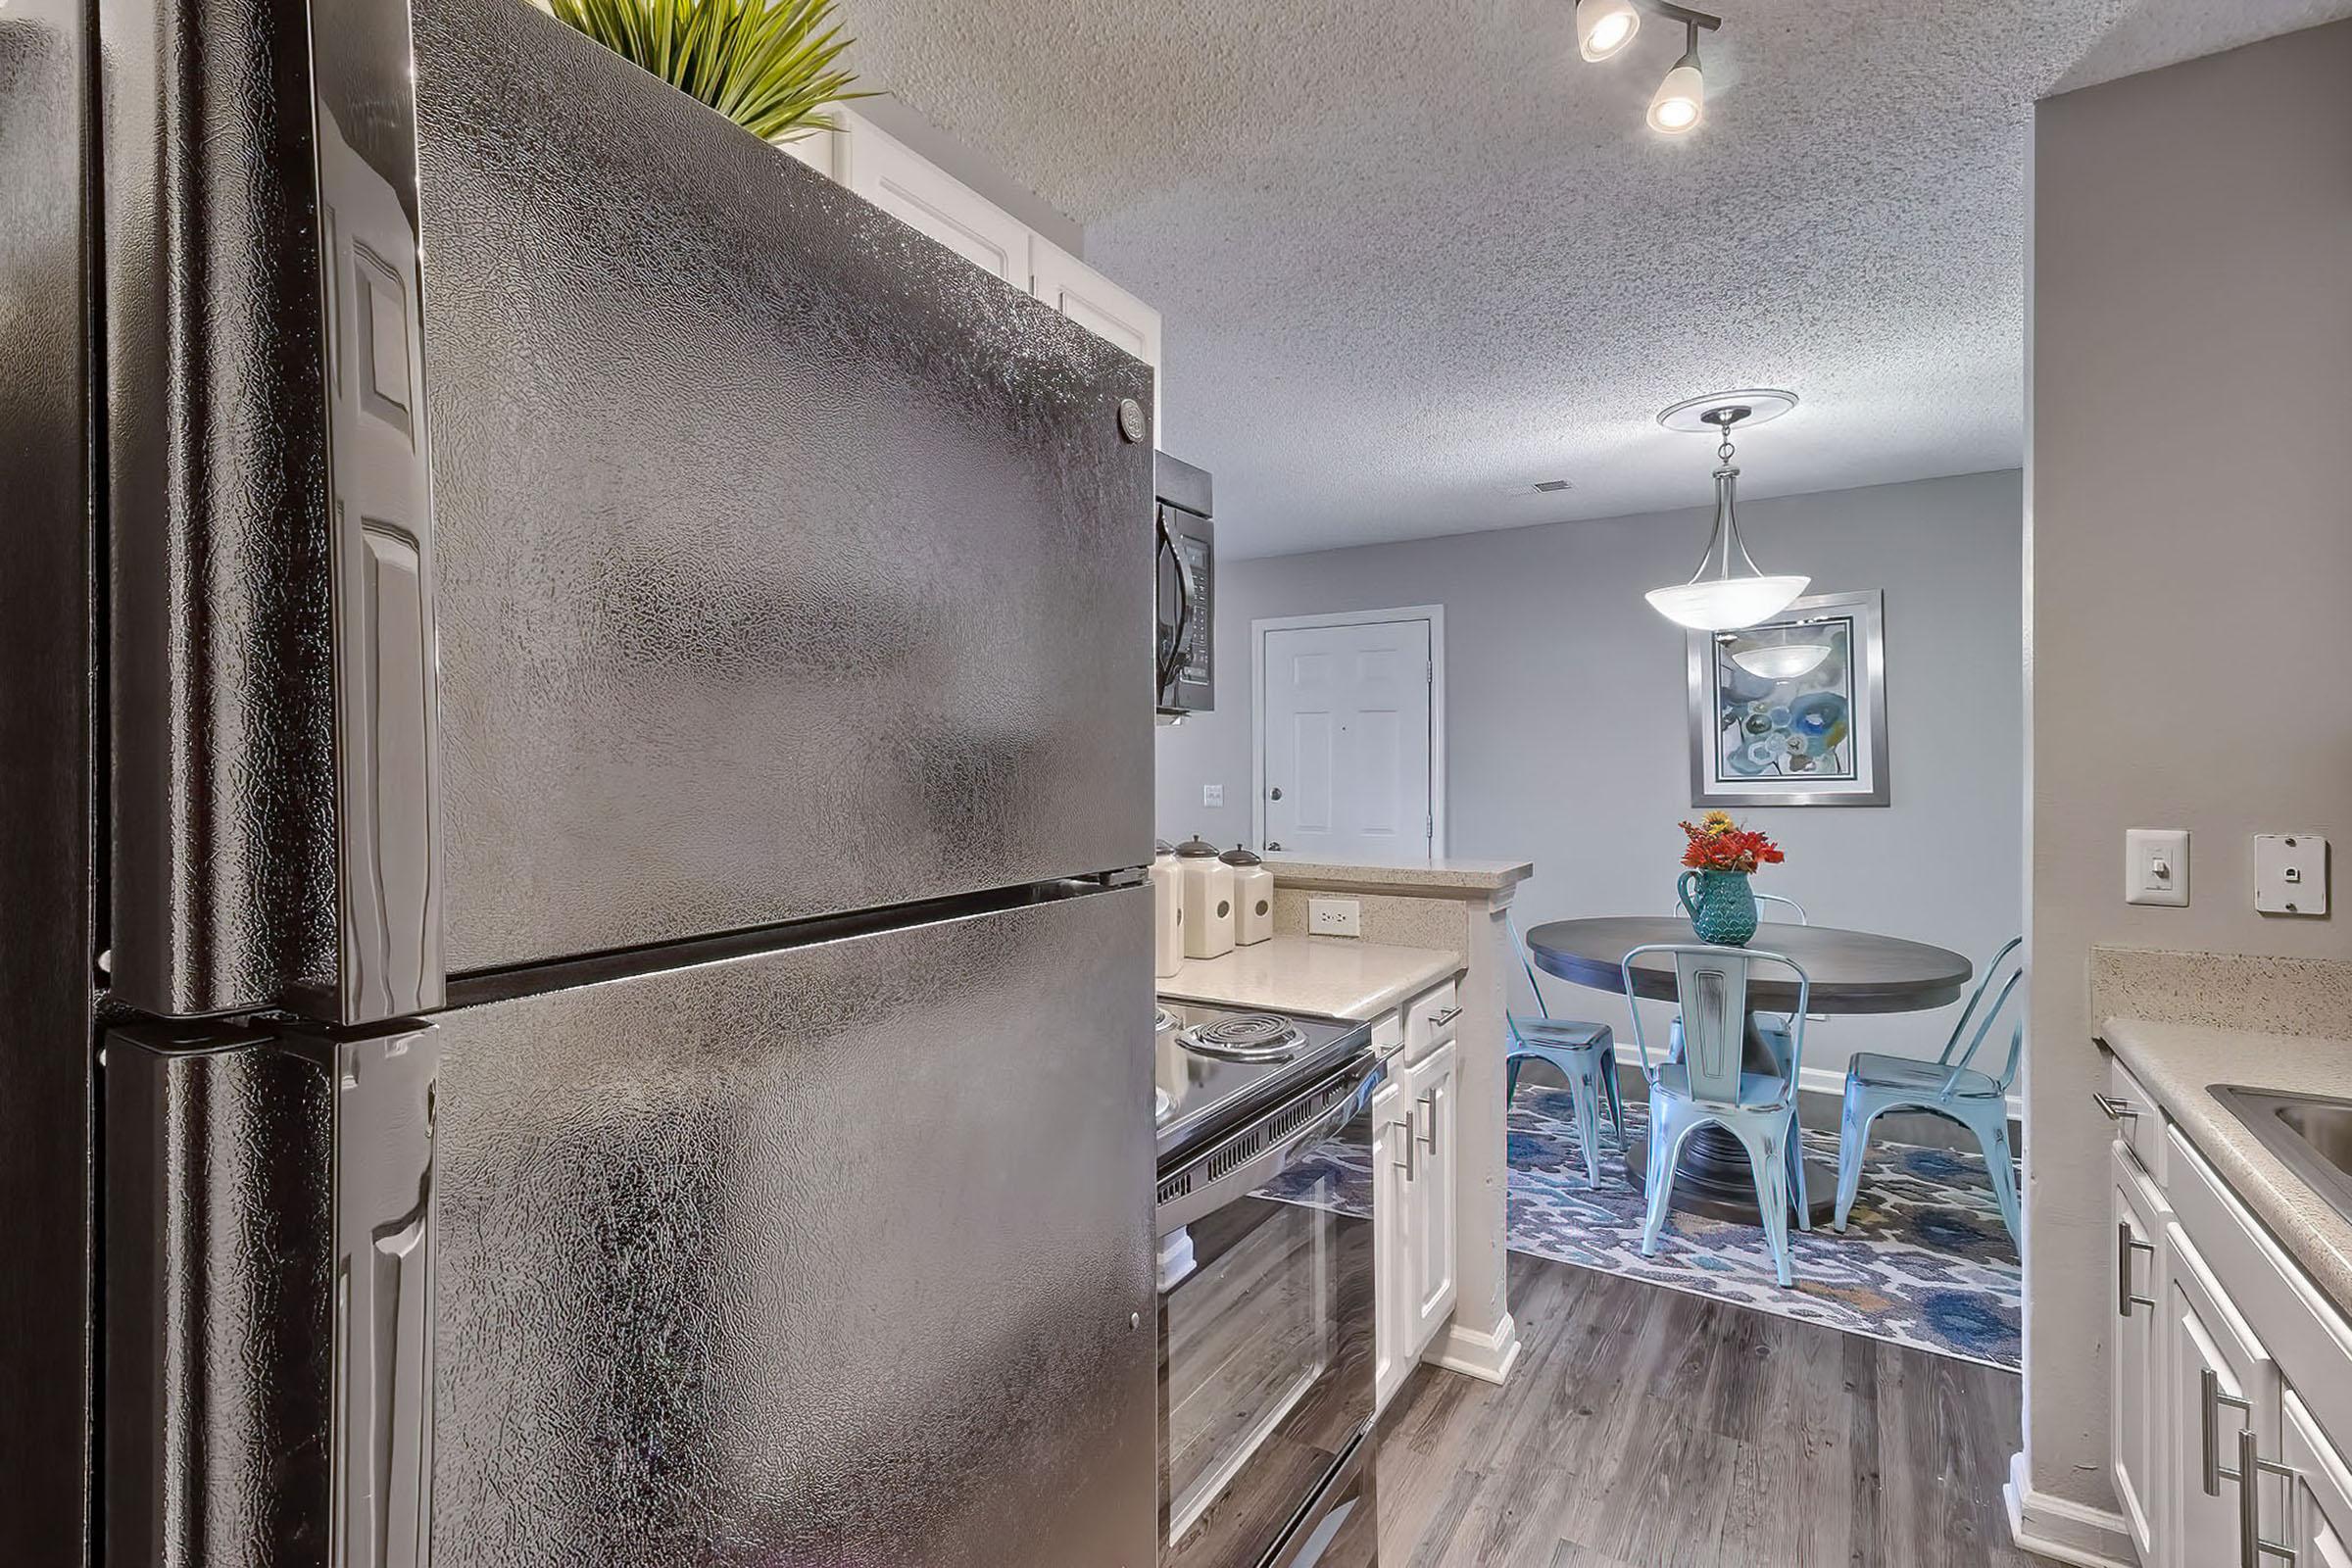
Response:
[1575,0,1642,62]
[1644,390,1808,632]
[1571,0,1722,137]
[1646,21,1705,134]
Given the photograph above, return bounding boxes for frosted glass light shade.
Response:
[1730,641,1833,680]
[1576,0,1641,61]
[1647,57,1704,132]
[1645,575,1809,632]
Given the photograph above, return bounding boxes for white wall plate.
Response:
[2253,833,2328,915]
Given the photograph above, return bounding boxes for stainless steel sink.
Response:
[2213,1085,2352,1216]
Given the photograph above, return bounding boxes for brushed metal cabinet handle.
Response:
[2204,1366,2252,1495]
[1416,1094,1439,1155]
[2116,1221,2155,1316]
[2094,1091,2139,1123]
[1394,1107,1418,1182]
[2237,1426,2300,1567]
[1429,1005,1464,1029]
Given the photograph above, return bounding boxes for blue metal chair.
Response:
[1503,908,1625,1189]
[1623,943,1812,1287]
[1664,891,1811,1073]
[1832,936,2026,1246]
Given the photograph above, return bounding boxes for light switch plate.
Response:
[2253,833,2328,915]
[1202,784,1224,808]
[1307,897,1361,937]
[2126,828,2190,906]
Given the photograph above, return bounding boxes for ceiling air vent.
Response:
[1494,478,1576,497]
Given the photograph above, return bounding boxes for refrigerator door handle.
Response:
[315,0,446,1024]
[332,1022,443,1568]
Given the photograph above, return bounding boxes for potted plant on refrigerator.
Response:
[543,0,873,147]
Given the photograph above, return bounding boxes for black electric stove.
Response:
[1152,1001,1372,1167]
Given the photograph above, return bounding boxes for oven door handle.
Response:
[1156,1047,1396,1234]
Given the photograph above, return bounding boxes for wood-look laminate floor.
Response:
[1376,1254,2034,1567]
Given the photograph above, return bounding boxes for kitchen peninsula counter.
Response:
[1159,935,1461,1023]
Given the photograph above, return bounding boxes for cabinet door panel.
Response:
[1371,1074,1410,1411]
[2284,1391,2352,1568]
[1406,1041,1458,1359]
[839,113,1032,284]
[1031,239,1162,442]
[2113,1153,2165,1564]
[2168,1231,2278,1568]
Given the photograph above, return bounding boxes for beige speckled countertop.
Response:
[1159,936,1463,1022]
[2102,1015,2352,1314]
[1261,856,1534,898]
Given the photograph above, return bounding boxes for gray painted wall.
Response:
[2027,20,2352,1520]
[1157,468,2026,1087]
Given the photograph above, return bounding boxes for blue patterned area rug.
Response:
[1261,1083,2022,1371]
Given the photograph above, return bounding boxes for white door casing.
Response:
[1254,608,1444,861]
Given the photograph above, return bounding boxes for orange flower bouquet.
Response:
[1676,811,1784,945]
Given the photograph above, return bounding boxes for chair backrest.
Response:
[1663,890,1808,923]
[1938,936,2026,1094]
[1620,943,1810,1110]
[1502,907,1552,1017]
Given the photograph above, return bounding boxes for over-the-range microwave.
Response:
[1155,452,1212,718]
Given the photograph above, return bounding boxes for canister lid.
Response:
[1155,839,1176,857]
[1218,844,1263,866]
[1174,835,1219,858]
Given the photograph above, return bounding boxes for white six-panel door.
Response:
[1258,613,1436,860]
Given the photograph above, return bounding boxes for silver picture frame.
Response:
[1687,588,1889,808]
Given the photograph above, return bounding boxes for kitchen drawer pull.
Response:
[2236,1426,2299,1567]
[2116,1221,2155,1317]
[2093,1091,2139,1123]
[2203,1367,2252,1494]
[1427,1005,1463,1030]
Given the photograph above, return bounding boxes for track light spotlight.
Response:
[1575,0,1641,62]
[1647,24,1704,134]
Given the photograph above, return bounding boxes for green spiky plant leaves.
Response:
[544,0,873,146]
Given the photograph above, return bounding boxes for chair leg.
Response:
[1975,1109,2024,1249]
[1642,1102,1702,1258]
[1565,1066,1602,1190]
[1731,1120,1795,1287]
[1785,1103,1812,1231]
[1506,1054,1524,1104]
[1600,1050,1628,1149]
[1833,1081,1881,1233]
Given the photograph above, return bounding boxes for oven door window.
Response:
[1160,1162,1372,1566]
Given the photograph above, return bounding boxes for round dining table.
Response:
[1522,916,1972,1224]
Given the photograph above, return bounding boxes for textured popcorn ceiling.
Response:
[844,1,2351,558]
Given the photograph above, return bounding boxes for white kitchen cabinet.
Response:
[2114,1150,2167,1564]
[1030,238,1163,441]
[2095,1048,2352,1568]
[2283,1391,2352,1568]
[1371,980,1466,1411]
[832,112,1033,286]
[2167,1231,2278,1568]
[1405,1039,1459,1360]
[1370,1069,1411,1412]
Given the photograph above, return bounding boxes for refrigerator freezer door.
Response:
[106,885,1158,1568]
[417,0,1153,976]
[103,0,1152,1020]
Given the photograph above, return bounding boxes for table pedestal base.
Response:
[1624,1122,1839,1227]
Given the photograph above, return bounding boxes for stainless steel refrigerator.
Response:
[0,0,1160,1561]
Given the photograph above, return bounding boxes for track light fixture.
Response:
[1577,0,1721,137]
[1575,0,1641,61]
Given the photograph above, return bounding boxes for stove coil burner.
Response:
[1181,1012,1307,1063]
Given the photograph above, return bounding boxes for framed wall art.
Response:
[1686,588,1888,807]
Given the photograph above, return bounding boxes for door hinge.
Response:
[1426,662,1433,686]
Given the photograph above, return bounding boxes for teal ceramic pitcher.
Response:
[1678,869,1758,946]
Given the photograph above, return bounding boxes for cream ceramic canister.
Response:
[1152,842,1185,978]
[1221,845,1274,946]
[1173,835,1235,959]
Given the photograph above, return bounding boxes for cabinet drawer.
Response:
[1404,978,1462,1065]
[2100,1050,2164,1182]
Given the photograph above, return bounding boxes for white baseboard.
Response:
[1428,1311,1520,1386]
[2003,1451,2136,1567]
